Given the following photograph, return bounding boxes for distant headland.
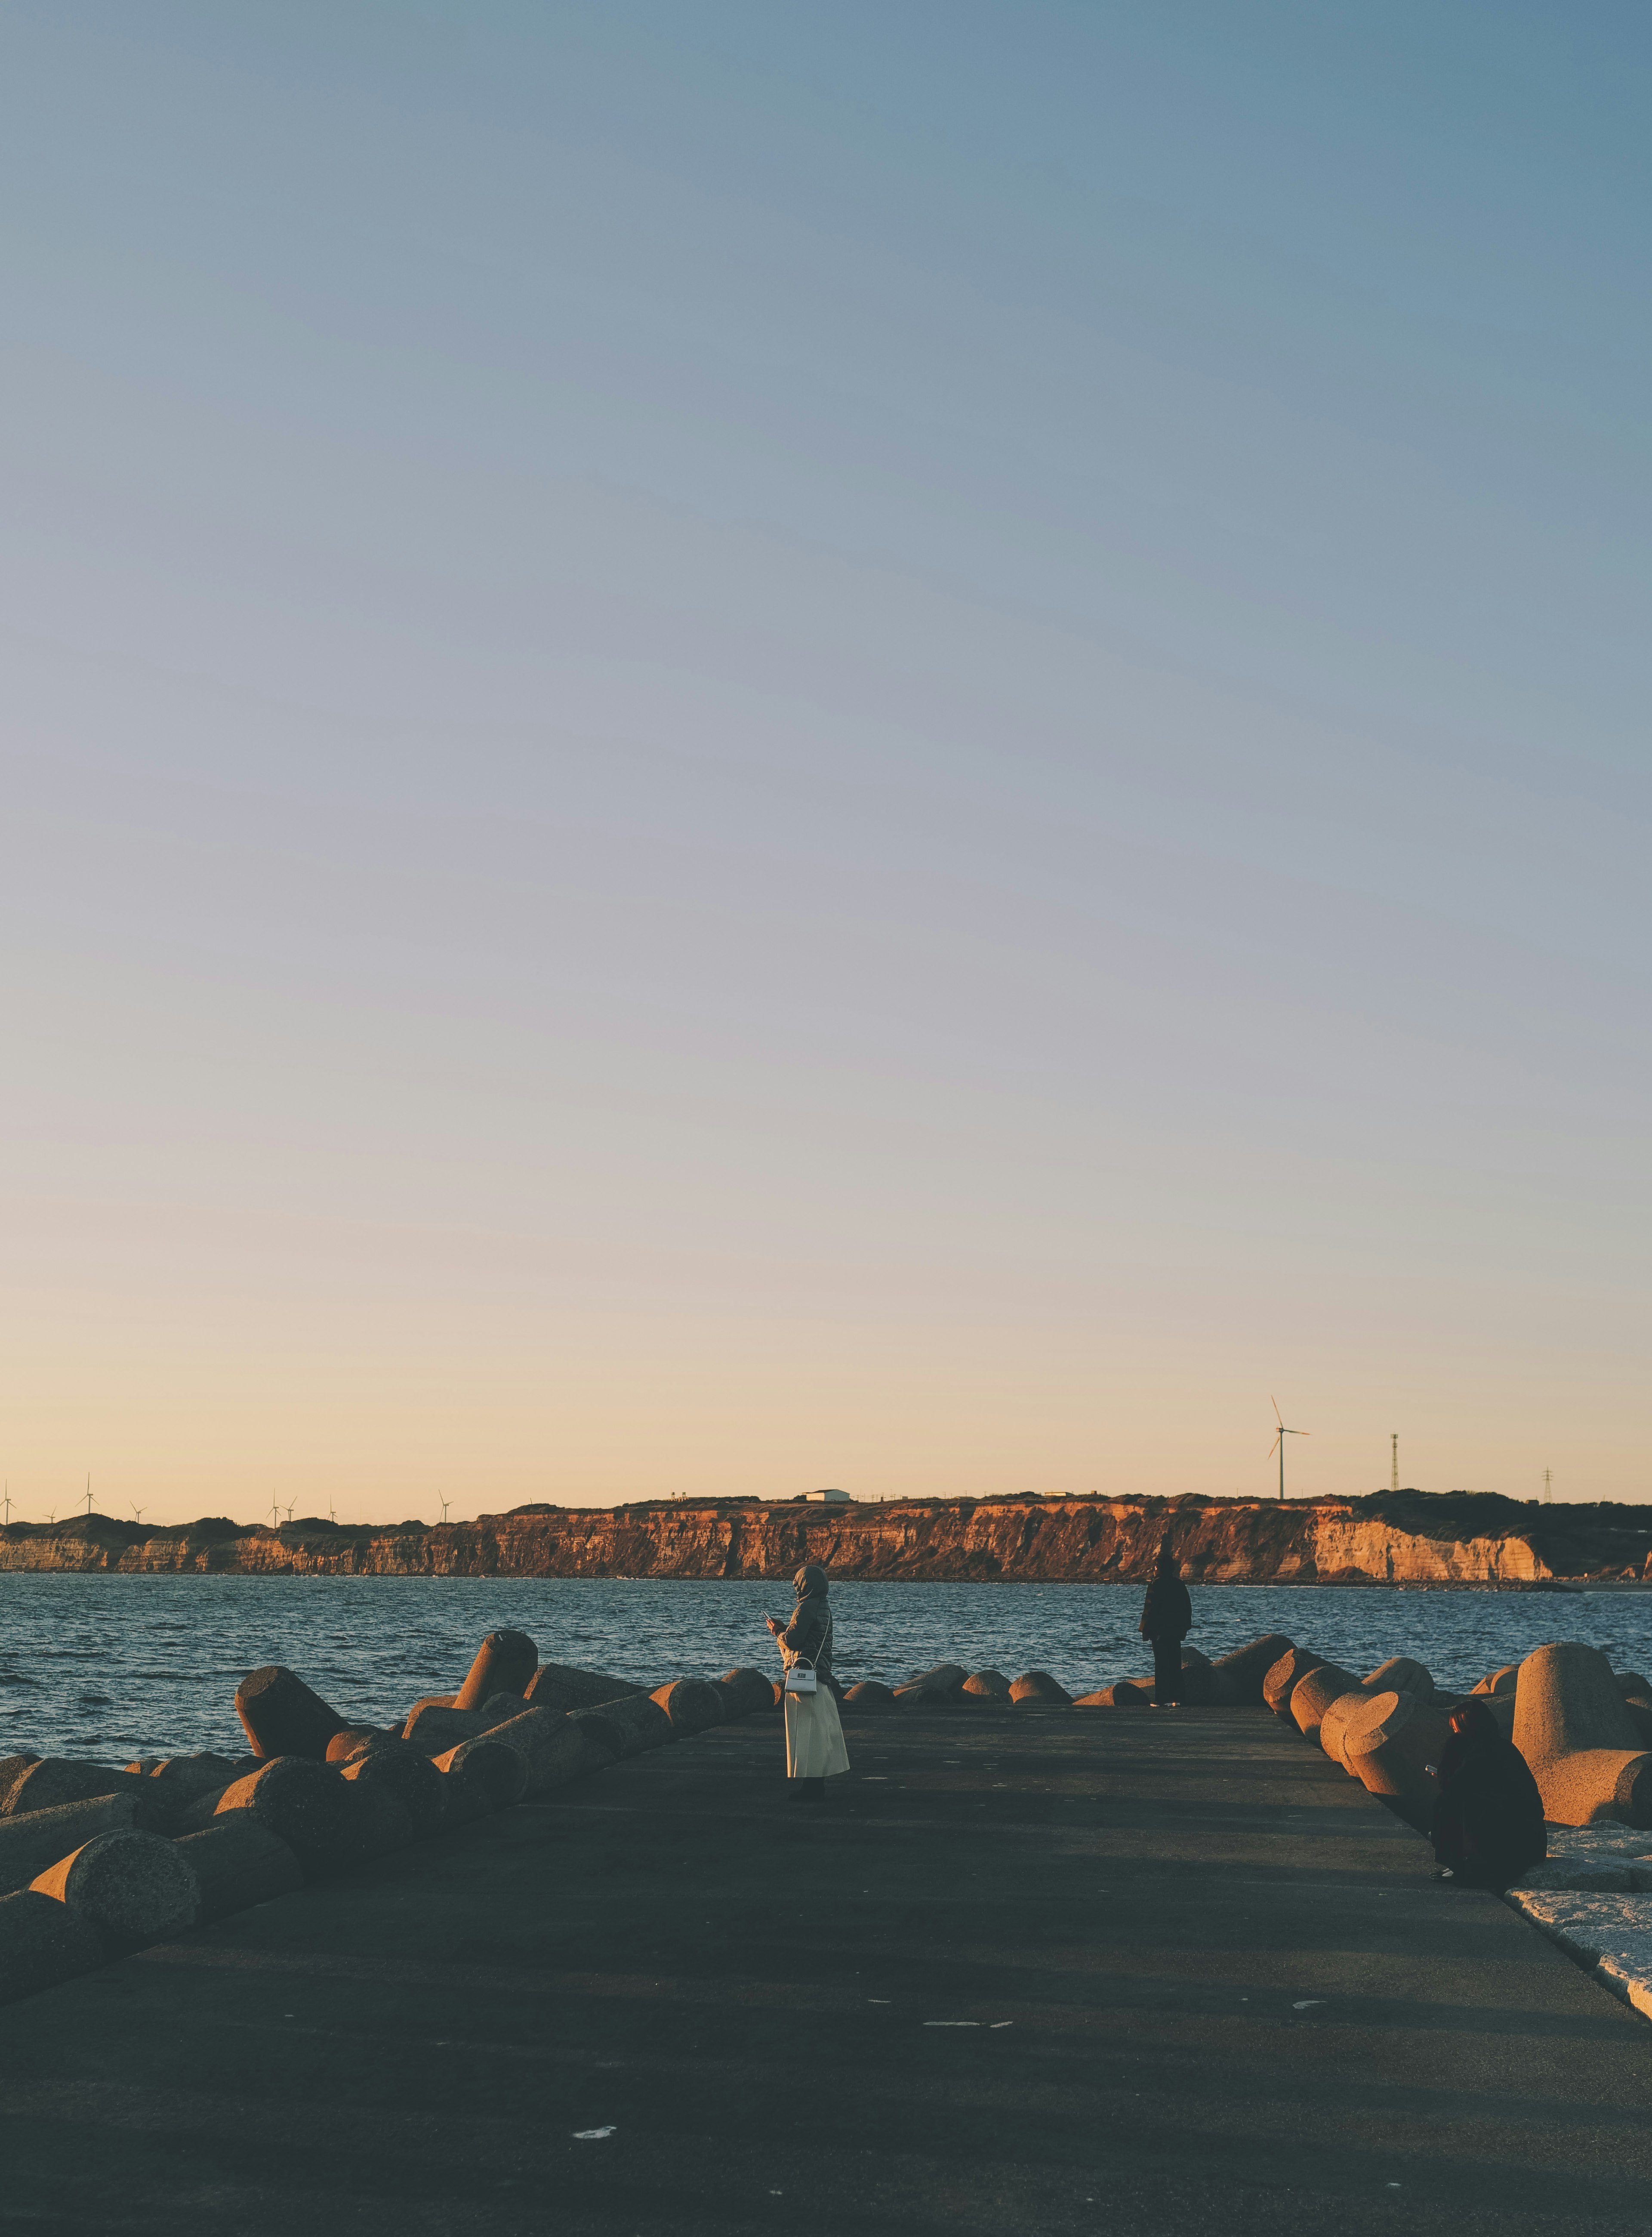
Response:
[1,1490,1648,1585]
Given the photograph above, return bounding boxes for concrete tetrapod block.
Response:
[235,1665,351,1762]
[1616,1672,1652,1701]
[1263,1648,1327,1716]
[1209,1634,1294,1707]
[651,1679,727,1736]
[906,1664,969,1699]
[0,1888,108,2009]
[1623,1701,1652,1750]
[325,1728,398,1765]
[430,1736,530,1824]
[1472,1666,1519,1697]
[1175,1648,1217,1708]
[0,1759,159,1820]
[1075,1682,1150,1708]
[466,1707,618,1798]
[719,1668,780,1719]
[172,1819,304,1921]
[570,1694,675,1760]
[1514,1642,1652,1828]
[523,1662,648,1716]
[1347,1695,1450,1833]
[962,1670,1012,1701]
[1010,1671,1075,1707]
[403,1704,481,1752]
[1317,1687,1377,1769]
[1290,1665,1364,1744]
[0,1756,43,1813]
[895,1681,959,1707]
[171,1816,302,1924]
[1485,1695,1517,1741]
[0,1793,150,1897]
[453,1629,539,1712]
[1365,1657,1433,1698]
[333,1778,415,1867]
[31,1829,200,1949]
[138,1754,243,1811]
[841,1681,897,1714]
[339,1740,447,1838]
[1332,1689,1402,1767]
[404,1698,531,1754]
[178,1755,353,1875]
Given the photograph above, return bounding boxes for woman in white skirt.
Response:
[765,1562,850,1801]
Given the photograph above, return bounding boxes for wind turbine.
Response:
[1269,1397,1309,1502]
[284,1503,296,1524]
[438,1495,451,1524]
[2,1485,12,1526]
[84,1474,94,1516]
[270,1494,282,1528]
[130,1500,145,1527]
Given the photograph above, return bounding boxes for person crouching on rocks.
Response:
[1139,1539,1192,1708]
[1429,1698,1546,1889]
[765,1562,850,1800]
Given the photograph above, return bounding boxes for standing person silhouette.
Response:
[1139,1538,1193,1707]
[764,1562,849,1799]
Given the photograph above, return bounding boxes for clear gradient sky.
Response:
[3,5,1648,1522]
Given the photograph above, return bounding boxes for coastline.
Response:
[3,1488,1648,1587]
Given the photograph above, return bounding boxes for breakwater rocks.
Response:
[4,1489,1651,1584]
[1256,1633,1652,2021]
[0,1628,790,2009]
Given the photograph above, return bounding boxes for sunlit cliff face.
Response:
[0,1498,1596,1584]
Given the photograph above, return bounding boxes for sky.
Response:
[2,4,1648,1523]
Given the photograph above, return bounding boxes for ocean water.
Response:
[3,1572,1651,1762]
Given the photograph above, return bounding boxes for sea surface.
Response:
[3,1573,1651,1762]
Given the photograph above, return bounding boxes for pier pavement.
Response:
[1,1707,1649,2235]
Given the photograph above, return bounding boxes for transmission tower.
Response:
[1544,1467,1552,1504]
[1390,1434,1398,1494]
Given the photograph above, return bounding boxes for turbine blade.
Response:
[1268,1434,1281,1457]
[1271,1395,1283,1424]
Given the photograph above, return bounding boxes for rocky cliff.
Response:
[2,1491,1649,1584]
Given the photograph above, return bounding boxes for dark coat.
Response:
[777,1577,834,1679]
[1139,1574,1192,1643]
[1429,1704,1546,1889]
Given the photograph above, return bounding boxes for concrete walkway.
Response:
[2,1707,1650,2236]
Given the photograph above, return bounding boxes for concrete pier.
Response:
[1,1708,1649,2234]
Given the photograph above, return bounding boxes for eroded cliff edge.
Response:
[2,1491,1649,1584]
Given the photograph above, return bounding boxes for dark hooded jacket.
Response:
[1139,1550,1192,1643]
[776,1563,834,1679]
[1429,1700,1546,1889]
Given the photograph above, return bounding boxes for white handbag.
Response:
[783,1656,819,1696]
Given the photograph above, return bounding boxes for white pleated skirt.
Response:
[784,1685,851,1778]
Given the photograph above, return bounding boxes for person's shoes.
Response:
[1433,1867,1455,1881]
